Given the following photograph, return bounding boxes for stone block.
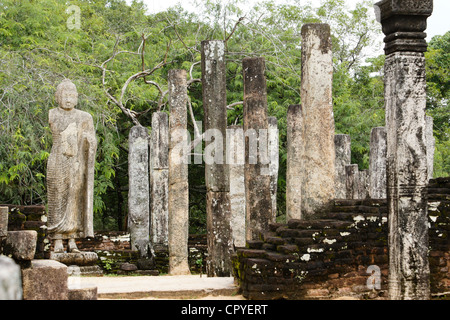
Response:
[22,259,68,300]
[68,286,98,300]
[7,211,26,231]
[3,231,37,261]
[0,255,22,300]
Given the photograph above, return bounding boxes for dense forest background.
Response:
[0,0,448,233]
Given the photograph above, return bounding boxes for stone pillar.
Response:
[357,170,369,200]
[128,125,150,258]
[201,40,233,277]
[345,164,359,200]
[168,69,191,275]
[286,105,303,221]
[227,126,246,248]
[0,206,8,238]
[243,57,273,240]
[335,135,351,199]
[268,117,279,221]
[0,256,22,300]
[300,24,336,218]
[150,112,169,247]
[426,116,435,181]
[369,127,387,199]
[376,0,433,300]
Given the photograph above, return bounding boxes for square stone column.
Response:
[375,0,433,300]
[335,135,351,200]
[201,40,233,277]
[128,125,150,258]
[369,127,387,199]
[243,57,273,240]
[150,112,169,247]
[168,69,191,275]
[286,105,303,221]
[227,126,246,248]
[300,24,336,218]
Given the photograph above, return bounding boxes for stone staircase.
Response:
[233,179,449,300]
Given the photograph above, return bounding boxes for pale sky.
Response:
[135,0,449,40]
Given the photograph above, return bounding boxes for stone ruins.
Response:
[1,0,447,301]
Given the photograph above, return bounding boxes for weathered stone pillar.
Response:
[426,116,435,181]
[0,206,8,238]
[227,126,246,248]
[128,125,150,258]
[345,164,359,200]
[243,57,273,240]
[286,105,303,221]
[335,135,351,199]
[150,112,169,247]
[201,40,233,277]
[168,69,191,275]
[357,170,369,200]
[301,24,336,218]
[268,117,279,221]
[376,0,433,300]
[369,127,387,199]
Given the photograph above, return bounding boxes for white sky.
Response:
[135,0,450,40]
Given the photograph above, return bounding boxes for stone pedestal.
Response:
[50,251,102,276]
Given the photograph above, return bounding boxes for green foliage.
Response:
[0,0,448,231]
[426,31,450,178]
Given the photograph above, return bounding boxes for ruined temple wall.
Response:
[233,177,450,300]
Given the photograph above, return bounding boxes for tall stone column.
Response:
[426,116,435,181]
[243,57,273,240]
[300,24,336,218]
[128,125,150,258]
[168,69,190,275]
[227,126,246,248]
[150,112,169,248]
[376,0,433,300]
[201,40,233,277]
[286,105,303,221]
[345,164,359,200]
[369,127,387,199]
[268,117,279,221]
[335,135,351,199]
